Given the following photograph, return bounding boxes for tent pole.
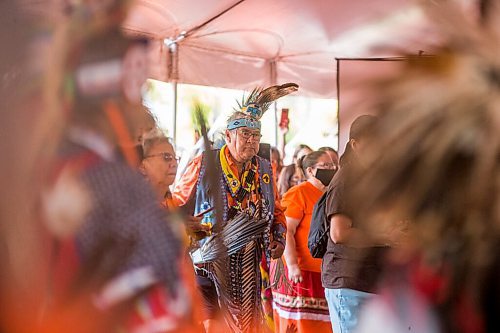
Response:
[166,39,180,144]
[336,58,340,152]
[172,81,178,143]
[269,59,278,147]
[186,0,246,37]
[274,98,278,147]
[165,0,247,144]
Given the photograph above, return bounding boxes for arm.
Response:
[271,175,287,244]
[283,216,303,283]
[284,216,300,266]
[330,214,378,248]
[327,172,406,248]
[330,214,401,248]
[269,174,286,259]
[170,155,203,207]
[326,175,384,248]
[169,155,210,235]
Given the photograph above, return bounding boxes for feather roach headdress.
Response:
[227,83,298,130]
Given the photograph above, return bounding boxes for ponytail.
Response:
[296,155,307,180]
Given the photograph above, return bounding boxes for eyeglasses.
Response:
[237,129,262,141]
[315,163,336,169]
[144,152,180,163]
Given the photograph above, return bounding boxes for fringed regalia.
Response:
[190,146,277,333]
[187,83,297,332]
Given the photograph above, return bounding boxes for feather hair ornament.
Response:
[233,83,298,121]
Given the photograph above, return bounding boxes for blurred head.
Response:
[225,112,262,164]
[293,144,313,163]
[270,146,283,174]
[278,164,304,196]
[134,108,158,144]
[318,146,339,169]
[66,29,150,145]
[140,130,178,193]
[341,115,378,168]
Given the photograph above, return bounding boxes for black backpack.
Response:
[308,190,330,258]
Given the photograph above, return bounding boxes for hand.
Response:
[287,264,303,284]
[278,125,289,135]
[185,216,211,239]
[268,240,285,259]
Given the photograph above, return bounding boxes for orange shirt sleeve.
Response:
[163,195,176,211]
[281,186,305,221]
[171,155,203,207]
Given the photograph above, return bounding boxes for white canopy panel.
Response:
[124,0,442,98]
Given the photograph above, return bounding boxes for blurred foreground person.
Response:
[272,151,335,333]
[172,84,298,333]
[41,3,191,332]
[352,3,500,332]
[0,2,60,331]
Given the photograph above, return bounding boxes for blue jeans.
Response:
[324,288,374,333]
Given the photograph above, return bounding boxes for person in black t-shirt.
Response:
[321,115,406,333]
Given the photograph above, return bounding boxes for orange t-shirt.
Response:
[281,181,323,272]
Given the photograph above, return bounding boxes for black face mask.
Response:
[315,168,336,186]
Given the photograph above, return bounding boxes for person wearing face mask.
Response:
[272,151,335,333]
